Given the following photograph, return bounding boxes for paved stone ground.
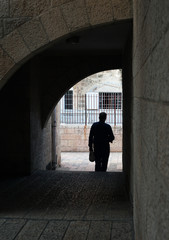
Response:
[0,170,134,240]
[59,152,122,172]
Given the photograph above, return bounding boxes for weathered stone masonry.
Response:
[0,0,133,88]
[0,0,169,239]
[60,125,122,152]
[133,1,169,239]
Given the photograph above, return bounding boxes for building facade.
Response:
[60,70,123,152]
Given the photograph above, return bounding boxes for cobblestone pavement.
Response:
[0,170,134,240]
[59,152,122,172]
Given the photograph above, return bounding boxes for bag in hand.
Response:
[89,151,95,162]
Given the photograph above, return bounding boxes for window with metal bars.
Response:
[64,90,73,109]
[99,92,122,109]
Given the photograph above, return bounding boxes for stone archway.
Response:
[0,0,132,90]
[0,1,133,193]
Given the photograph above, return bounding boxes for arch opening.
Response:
[0,20,133,195]
[56,70,123,172]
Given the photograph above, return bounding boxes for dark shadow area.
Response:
[0,20,133,201]
[0,171,132,220]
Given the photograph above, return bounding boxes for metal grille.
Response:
[60,92,123,125]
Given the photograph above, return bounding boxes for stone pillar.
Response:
[133,0,169,239]
[0,63,31,176]
[30,57,52,172]
[122,28,133,198]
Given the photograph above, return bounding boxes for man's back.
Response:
[89,121,114,147]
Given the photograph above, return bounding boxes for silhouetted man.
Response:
[89,112,115,172]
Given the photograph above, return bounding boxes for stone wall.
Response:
[0,59,53,176]
[133,0,169,239]
[0,63,31,176]
[30,58,52,171]
[60,125,122,152]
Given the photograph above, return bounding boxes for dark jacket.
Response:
[88,121,114,149]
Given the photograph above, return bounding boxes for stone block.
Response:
[157,105,169,179]
[4,17,31,37]
[60,0,89,31]
[18,18,49,52]
[78,139,85,146]
[40,7,69,42]
[86,0,113,25]
[61,140,68,146]
[71,134,81,140]
[112,222,133,239]
[40,221,69,239]
[0,0,9,17]
[0,219,6,226]
[145,162,169,240]
[133,42,161,102]
[61,134,68,140]
[132,47,140,79]
[135,27,169,102]
[134,160,148,238]
[87,221,111,240]
[141,102,159,166]
[0,47,14,83]
[151,28,169,102]
[0,219,26,240]
[10,0,51,17]
[66,128,75,134]
[0,19,3,38]
[52,0,74,7]
[60,128,66,134]
[133,70,142,98]
[152,0,169,46]
[133,102,169,239]
[0,29,30,63]
[68,140,73,146]
[155,202,169,240]
[15,220,47,240]
[133,0,150,54]
[65,134,74,140]
[112,0,133,20]
[63,221,90,240]
[134,0,169,79]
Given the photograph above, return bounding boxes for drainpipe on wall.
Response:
[55,102,61,167]
[85,94,87,126]
[52,107,57,170]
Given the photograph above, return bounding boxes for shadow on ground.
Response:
[0,171,134,240]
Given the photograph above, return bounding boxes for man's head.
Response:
[99,112,107,122]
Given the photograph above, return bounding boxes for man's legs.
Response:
[94,145,110,172]
[94,150,102,171]
[101,147,110,172]
[101,156,109,171]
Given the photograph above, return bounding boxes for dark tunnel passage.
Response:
[0,20,132,195]
[0,19,134,240]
